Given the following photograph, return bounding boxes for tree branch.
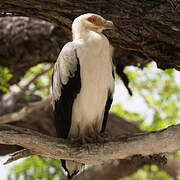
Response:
[0,16,145,85]
[169,0,180,15]
[21,64,53,90]
[0,96,51,124]
[1,0,180,71]
[3,149,32,165]
[26,85,50,95]
[0,124,180,165]
[71,155,167,180]
[72,155,180,180]
[0,17,65,84]
[163,157,180,179]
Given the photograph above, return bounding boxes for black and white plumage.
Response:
[52,13,114,178]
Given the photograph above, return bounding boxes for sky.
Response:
[0,156,24,180]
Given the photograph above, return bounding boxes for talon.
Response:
[100,132,112,141]
[81,137,91,153]
[91,132,105,144]
[68,137,82,146]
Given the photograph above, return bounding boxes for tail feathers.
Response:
[61,160,83,179]
[67,170,79,179]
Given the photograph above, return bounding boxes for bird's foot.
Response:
[92,133,105,144]
[69,136,92,149]
[100,132,113,142]
[82,136,95,144]
[68,133,109,149]
[81,136,96,153]
[81,133,105,144]
[69,137,82,146]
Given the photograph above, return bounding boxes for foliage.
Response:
[0,66,12,92]
[7,62,180,179]
[8,156,66,180]
[113,63,180,132]
[127,64,180,131]
[120,165,172,180]
[19,63,52,98]
[112,62,180,179]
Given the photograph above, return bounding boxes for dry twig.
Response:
[0,96,51,124]
[4,149,32,165]
[22,64,53,90]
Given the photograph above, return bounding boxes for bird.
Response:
[51,13,115,179]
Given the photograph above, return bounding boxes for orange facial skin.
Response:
[87,15,104,27]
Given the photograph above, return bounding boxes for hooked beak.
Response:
[103,20,114,29]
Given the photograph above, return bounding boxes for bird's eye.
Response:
[87,16,97,24]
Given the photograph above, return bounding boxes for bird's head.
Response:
[72,13,114,39]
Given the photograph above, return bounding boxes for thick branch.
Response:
[163,158,180,179]
[72,155,167,180]
[0,124,180,165]
[0,89,178,178]
[0,17,142,85]
[72,155,180,180]
[0,17,66,84]
[1,0,180,71]
[0,90,179,179]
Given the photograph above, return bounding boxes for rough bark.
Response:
[0,124,180,165]
[163,158,180,179]
[71,155,180,180]
[0,88,179,179]
[0,16,147,86]
[72,155,167,180]
[0,104,179,179]
[0,0,180,79]
[0,17,65,84]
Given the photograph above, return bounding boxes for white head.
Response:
[72,13,113,40]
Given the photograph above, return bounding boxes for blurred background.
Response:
[1,62,180,180]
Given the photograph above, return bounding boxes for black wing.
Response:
[101,69,114,133]
[53,59,81,138]
[53,57,81,178]
[52,42,81,139]
[101,92,113,133]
